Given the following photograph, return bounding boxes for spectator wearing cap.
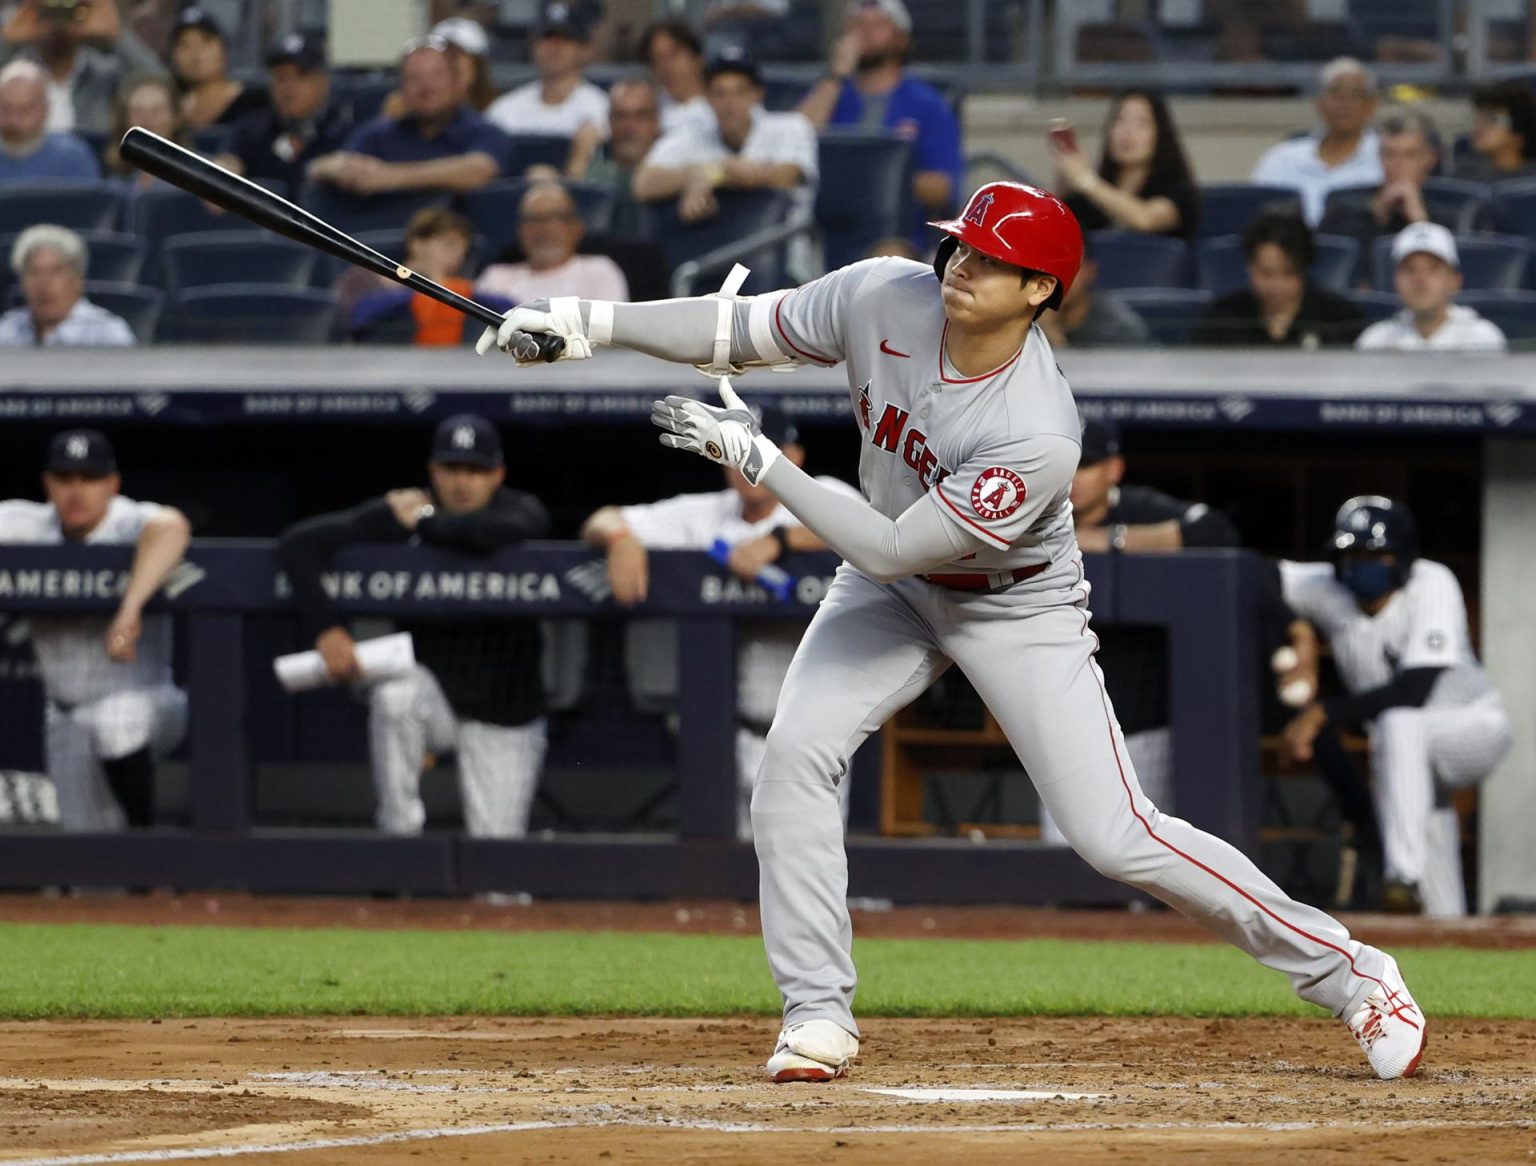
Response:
[634,46,817,224]
[1454,82,1536,184]
[1037,232,1149,350]
[1355,223,1506,352]
[582,76,663,235]
[476,180,628,305]
[798,0,963,246]
[1251,57,1383,226]
[485,2,609,179]
[104,73,186,190]
[637,20,712,137]
[168,6,265,129]
[1192,212,1365,348]
[432,17,495,112]
[278,414,553,840]
[307,38,510,197]
[581,410,858,841]
[0,59,98,180]
[0,225,134,346]
[216,33,351,191]
[0,429,191,831]
[0,0,166,136]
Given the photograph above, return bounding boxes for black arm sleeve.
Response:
[416,489,550,556]
[1323,667,1445,725]
[277,498,405,634]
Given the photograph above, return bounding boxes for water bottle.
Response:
[710,538,795,602]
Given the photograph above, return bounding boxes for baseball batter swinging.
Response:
[478,182,1427,1082]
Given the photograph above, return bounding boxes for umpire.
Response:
[278,415,550,837]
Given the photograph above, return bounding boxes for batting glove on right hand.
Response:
[475,296,594,362]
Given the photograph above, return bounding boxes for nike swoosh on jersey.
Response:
[879,339,911,358]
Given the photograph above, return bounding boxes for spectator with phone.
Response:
[1050,90,1200,241]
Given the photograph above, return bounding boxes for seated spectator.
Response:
[1192,213,1365,347]
[0,59,99,180]
[216,33,351,191]
[1355,223,1506,353]
[1251,57,1383,226]
[278,415,551,840]
[167,7,264,130]
[0,225,134,346]
[1319,108,1448,260]
[485,2,609,179]
[103,73,184,190]
[1037,234,1150,349]
[1453,82,1536,184]
[582,76,663,237]
[638,19,712,136]
[0,0,165,135]
[1054,89,1200,241]
[431,17,495,113]
[307,38,509,197]
[477,180,629,304]
[0,429,190,831]
[634,46,817,224]
[798,0,963,247]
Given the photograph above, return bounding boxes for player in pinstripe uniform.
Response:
[1278,496,1511,916]
[0,430,190,830]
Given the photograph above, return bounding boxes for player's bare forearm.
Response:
[119,509,191,615]
[580,506,631,547]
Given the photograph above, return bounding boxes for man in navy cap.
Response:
[0,429,191,830]
[217,32,352,191]
[278,415,552,840]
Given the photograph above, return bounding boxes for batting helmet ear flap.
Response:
[933,235,957,285]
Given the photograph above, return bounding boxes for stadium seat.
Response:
[1196,184,1301,239]
[131,186,263,285]
[1087,231,1190,290]
[298,184,451,237]
[1491,175,1536,237]
[461,179,616,262]
[505,134,573,176]
[815,129,913,271]
[0,230,143,284]
[638,189,795,294]
[83,282,163,342]
[1342,289,1400,324]
[761,72,810,112]
[1117,288,1212,345]
[190,125,233,155]
[0,182,123,234]
[160,284,338,344]
[161,232,318,292]
[1325,178,1492,234]
[1196,233,1357,295]
[1370,232,1529,291]
[336,73,396,123]
[1457,290,1536,345]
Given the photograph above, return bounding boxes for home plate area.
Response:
[1,1017,1532,1165]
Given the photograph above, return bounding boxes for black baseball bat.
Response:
[119,127,564,361]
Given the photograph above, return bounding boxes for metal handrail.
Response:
[669,209,817,298]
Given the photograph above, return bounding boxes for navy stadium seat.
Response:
[161,231,318,292]
[1325,178,1492,235]
[461,179,616,262]
[815,129,913,271]
[83,282,162,342]
[1342,289,1400,324]
[1370,232,1529,291]
[0,182,123,234]
[1491,176,1536,237]
[1196,233,1357,295]
[1116,288,1211,345]
[337,74,396,124]
[160,284,338,344]
[1196,184,1301,238]
[1457,290,1536,345]
[190,125,233,155]
[131,186,263,284]
[1087,230,1190,290]
[0,230,143,284]
[298,184,451,236]
[505,134,574,176]
[638,189,795,294]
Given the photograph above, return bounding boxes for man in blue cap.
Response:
[278,415,551,839]
[217,32,352,191]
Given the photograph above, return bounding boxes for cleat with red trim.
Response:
[1346,954,1427,1080]
[766,1020,859,1083]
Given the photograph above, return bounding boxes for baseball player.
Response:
[1278,496,1511,917]
[277,415,550,838]
[477,181,1428,1081]
[580,408,859,840]
[0,430,190,830]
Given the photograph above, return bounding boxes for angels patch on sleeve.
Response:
[970,467,1026,520]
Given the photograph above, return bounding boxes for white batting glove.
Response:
[651,377,783,486]
[474,296,595,362]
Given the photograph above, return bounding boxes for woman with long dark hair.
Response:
[1052,90,1201,240]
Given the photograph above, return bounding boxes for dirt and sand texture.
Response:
[2,895,1533,1165]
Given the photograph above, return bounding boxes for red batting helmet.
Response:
[929,182,1084,305]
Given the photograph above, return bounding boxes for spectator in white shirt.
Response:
[476,180,629,304]
[1251,57,1384,226]
[1355,223,1507,353]
[637,19,713,136]
[633,46,817,224]
[484,2,608,178]
[0,225,134,347]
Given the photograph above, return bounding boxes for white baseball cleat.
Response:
[1345,954,1427,1080]
[766,1019,859,1083]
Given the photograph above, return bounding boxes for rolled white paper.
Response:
[273,632,416,693]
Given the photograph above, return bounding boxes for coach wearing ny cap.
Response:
[277,415,551,839]
[216,32,352,191]
[0,429,190,831]
[1355,222,1507,352]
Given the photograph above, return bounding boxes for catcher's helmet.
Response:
[1329,495,1419,585]
[929,182,1084,307]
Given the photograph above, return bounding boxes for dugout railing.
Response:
[0,542,1260,904]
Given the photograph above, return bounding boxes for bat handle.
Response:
[532,333,566,363]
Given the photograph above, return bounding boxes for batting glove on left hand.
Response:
[651,377,783,486]
[474,296,594,362]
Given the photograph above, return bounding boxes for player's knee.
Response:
[760,723,841,787]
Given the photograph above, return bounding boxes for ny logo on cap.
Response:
[452,425,476,450]
[963,192,994,226]
[66,436,89,460]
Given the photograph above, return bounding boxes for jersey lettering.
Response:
[855,380,873,434]
[872,404,909,453]
[901,429,942,489]
[866,402,951,489]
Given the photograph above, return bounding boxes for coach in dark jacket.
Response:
[277,414,550,838]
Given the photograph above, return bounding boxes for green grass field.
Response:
[1,923,1531,1020]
